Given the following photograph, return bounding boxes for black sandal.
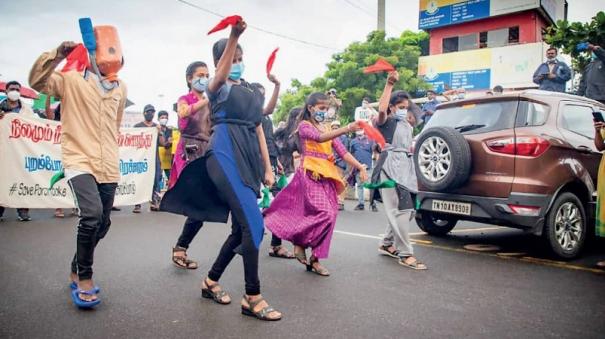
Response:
[201,278,231,305]
[378,245,400,258]
[172,246,198,269]
[241,295,282,321]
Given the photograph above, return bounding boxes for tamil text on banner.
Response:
[0,113,157,208]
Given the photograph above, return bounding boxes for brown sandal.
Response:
[399,256,428,270]
[201,278,231,305]
[241,295,282,321]
[269,246,295,259]
[307,256,330,276]
[172,246,198,269]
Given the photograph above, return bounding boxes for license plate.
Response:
[431,200,471,216]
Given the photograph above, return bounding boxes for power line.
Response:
[175,0,338,51]
[343,0,371,13]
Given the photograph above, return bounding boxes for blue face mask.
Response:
[394,108,407,121]
[313,111,326,123]
[229,62,245,80]
[592,52,598,61]
[191,77,208,92]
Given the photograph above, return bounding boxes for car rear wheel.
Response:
[544,192,587,259]
[416,211,458,236]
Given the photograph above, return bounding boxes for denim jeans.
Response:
[356,168,373,206]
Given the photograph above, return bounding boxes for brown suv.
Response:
[414,90,605,258]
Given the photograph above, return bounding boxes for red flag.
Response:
[207,15,243,35]
[363,58,395,74]
[61,44,90,73]
[358,121,386,149]
[266,48,279,76]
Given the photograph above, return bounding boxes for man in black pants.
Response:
[30,40,127,308]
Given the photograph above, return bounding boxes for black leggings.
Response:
[205,155,260,295]
[68,174,117,280]
[176,217,204,249]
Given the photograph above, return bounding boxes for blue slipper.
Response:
[71,289,101,309]
[70,281,100,293]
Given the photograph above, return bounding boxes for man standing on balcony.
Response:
[532,47,571,93]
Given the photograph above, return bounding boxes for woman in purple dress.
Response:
[264,92,368,276]
[170,61,212,269]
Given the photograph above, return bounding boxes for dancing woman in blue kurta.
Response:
[160,20,281,321]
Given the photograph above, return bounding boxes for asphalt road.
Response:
[1,203,604,339]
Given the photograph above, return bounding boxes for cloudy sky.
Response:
[0,0,602,120]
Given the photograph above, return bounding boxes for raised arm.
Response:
[263,74,280,115]
[377,71,398,126]
[29,41,78,98]
[208,20,247,94]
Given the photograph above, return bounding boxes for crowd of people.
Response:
[1,17,604,318]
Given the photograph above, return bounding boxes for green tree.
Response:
[545,11,605,73]
[274,30,429,123]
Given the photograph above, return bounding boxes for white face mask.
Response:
[394,108,408,121]
[7,90,20,102]
[159,118,168,126]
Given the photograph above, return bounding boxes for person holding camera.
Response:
[326,88,342,122]
[578,44,605,105]
[532,47,571,93]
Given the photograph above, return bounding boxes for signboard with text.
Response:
[418,0,565,30]
[0,114,157,208]
[418,42,547,90]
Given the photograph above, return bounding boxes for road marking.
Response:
[334,229,605,275]
[334,230,381,240]
[334,230,433,245]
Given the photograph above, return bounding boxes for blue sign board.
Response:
[424,69,491,91]
[419,0,491,30]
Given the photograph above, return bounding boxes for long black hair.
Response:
[212,38,243,66]
[275,107,302,143]
[185,61,207,89]
[388,90,410,114]
[299,92,328,123]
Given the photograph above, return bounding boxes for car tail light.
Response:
[486,137,550,157]
[508,204,541,217]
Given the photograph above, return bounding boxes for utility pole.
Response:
[377,0,386,31]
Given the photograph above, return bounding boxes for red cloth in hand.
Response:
[207,15,243,35]
[266,48,279,76]
[363,58,395,74]
[358,121,386,149]
[61,44,90,73]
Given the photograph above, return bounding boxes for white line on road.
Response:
[334,230,381,240]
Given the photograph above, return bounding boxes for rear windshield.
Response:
[424,100,519,134]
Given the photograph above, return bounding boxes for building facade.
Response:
[418,0,567,92]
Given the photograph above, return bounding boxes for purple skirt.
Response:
[264,168,339,259]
